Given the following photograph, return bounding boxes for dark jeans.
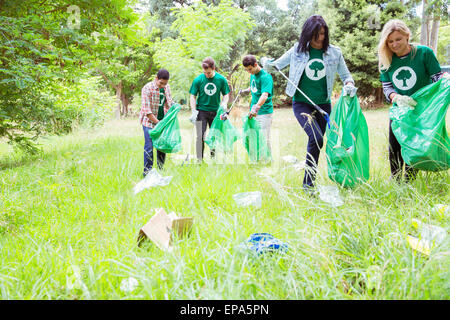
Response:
[195,109,216,161]
[143,125,166,177]
[388,120,417,181]
[293,101,331,188]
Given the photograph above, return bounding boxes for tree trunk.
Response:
[115,82,122,119]
[430,16,440,54]
[420,0,430,46]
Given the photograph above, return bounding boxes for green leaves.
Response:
[153,0,254,100]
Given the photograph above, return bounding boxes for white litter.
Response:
[133,169,173,194]
[412,219,447,245]
[317,185,344,207]
[233,191,262,208]
[282,155,299,164]
[120,277,139,293]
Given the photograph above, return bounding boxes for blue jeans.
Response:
[292,101,331,188]
[143,125,166,177]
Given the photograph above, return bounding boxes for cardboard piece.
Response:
[137,208,193,250]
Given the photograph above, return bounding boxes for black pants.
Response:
[293,101,331,188]
[388,120,417,181]
[195,110,216,161]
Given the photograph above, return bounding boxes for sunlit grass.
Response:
[0,108,449,299]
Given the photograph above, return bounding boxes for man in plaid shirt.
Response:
[140,69,175,177]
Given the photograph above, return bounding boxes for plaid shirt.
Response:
[140,80,174,128]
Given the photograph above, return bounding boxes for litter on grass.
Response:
[412,219,447,245]
[282,155,299,164]
[407,219,447,256]
[282,155,306,171]
[233,191,262,208]
[432,204,450,218]
[120,277,139,293]
[241,233,288,256]
[133,169,173,194]
[317,185,344,207]
[137,208,193,251]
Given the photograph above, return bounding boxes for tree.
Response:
[419,0,448,53]
[0,0,138,151]
[88,15,158,117]
[318,0,419,101]
[396,69,412,87]
[310,61,325,77]
[152,0,254,101]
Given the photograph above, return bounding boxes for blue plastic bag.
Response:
[245,233,288,256]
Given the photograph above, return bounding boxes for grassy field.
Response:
[0,107,449,299]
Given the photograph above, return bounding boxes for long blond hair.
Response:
[378,20,413,72]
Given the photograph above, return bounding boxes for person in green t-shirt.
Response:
[378,19,446,182]
[260,15,356,193]
[189,57,230,162]
[242,55,274,154]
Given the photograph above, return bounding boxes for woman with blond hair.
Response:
[378,19,445,182]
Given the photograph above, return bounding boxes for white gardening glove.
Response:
[343,83,358,97]
[443,72,450,80]
[189,109,199,124]
[392,94,417,109]
[260,57,275,73]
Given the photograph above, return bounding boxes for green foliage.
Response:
[153,0,255,101]
[319,0,419,97]
[0,0,139,152]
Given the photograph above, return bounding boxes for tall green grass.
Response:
[0,109,449,299]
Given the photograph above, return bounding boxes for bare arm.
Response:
[190,94,197,111]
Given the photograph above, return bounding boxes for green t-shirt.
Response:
[380,45,441,96]
[294,47,329,105]
[189,72,230,112]
[157,88,165,120]
[250,68,274,115]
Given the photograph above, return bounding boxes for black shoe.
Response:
[302,184,317,197]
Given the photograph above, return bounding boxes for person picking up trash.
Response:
[261,15,356,194]
[378,19,447,182]
[139,69,175,177]
[189,57,230,162]
[242,55,274,154]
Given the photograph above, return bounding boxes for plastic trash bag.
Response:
[282,155,299,164]
[242,116,271,162]
[233,191,262,208]
[149,104,182,153]
[317,185,344,207]
[241,233,288,256]
[326,91,370,187]
[205,107,240,153]
[390,78,450,171]
[120,277,139,293]
[133,169,173,194]
[412,219,446,245]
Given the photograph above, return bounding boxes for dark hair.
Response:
[156,68,170,80]
[242,55,257,67]
[297,15,329,53]
[201,57,215,69]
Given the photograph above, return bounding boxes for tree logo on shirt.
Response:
[204,83,217,96]
[305,59,326,80]
[159,92,165,107]
[393,66,417,90]
[251,79,257,93]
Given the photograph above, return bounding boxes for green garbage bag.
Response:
[242,116,271,162]
[149,104,182,153]
[205,107,240,153]
[390,78,450,171]
[326,91,370,187]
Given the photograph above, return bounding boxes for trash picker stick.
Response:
[274,66,330,127]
